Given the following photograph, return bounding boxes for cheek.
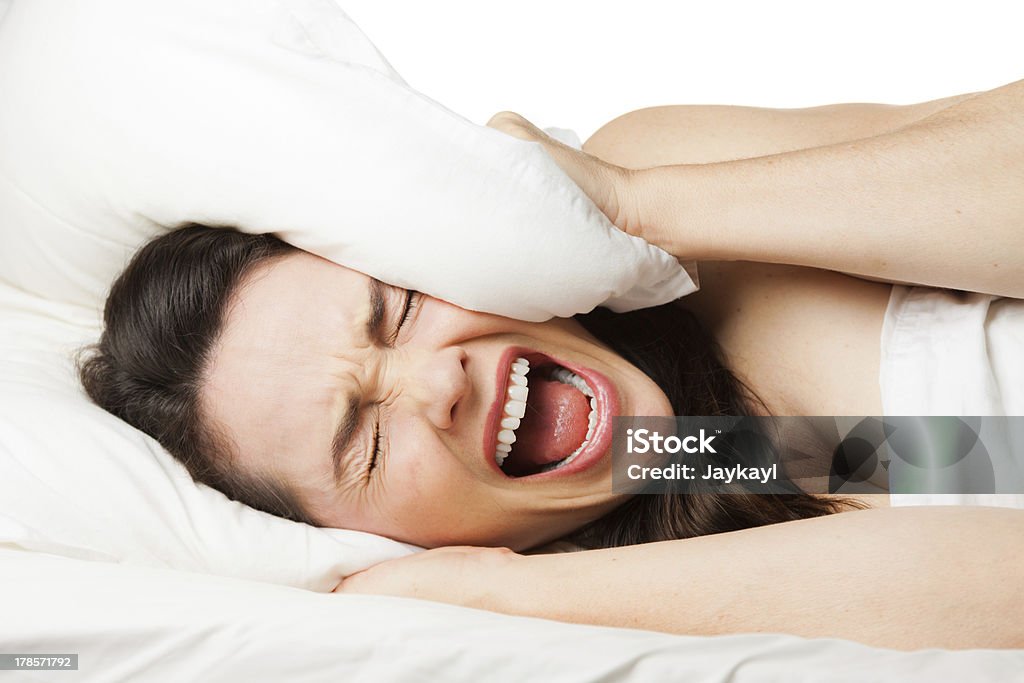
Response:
[388,422,462,477]
[383,426,470,512]
[379,426,516,547]
[631,372,674,417]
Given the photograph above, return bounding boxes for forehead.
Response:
[201,251,371,476]
[219,251,369,347]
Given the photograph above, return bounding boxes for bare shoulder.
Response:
[581,106,904,418]
[678,261,893,417]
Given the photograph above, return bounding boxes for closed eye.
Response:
[368,289,422,479]
[369,411,383,479]
[387,289,420,347]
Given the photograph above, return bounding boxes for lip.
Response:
[483,345,621,479]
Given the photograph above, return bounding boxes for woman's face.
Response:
[203,250,673,549]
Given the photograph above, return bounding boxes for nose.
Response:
[401,346,469,429]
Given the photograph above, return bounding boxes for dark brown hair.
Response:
[78,224,316,525]
[79,224,859,542]
[568,305,862,548]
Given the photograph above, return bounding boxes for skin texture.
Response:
[209,92,997,552]
[491,78,1024,296]
[202,251,673,550]
[338,506,1024,650]
[334,83,1024,650]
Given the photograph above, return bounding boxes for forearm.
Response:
[586,94,978,168]
[490,507,1024,650]
[644,79,1024,296]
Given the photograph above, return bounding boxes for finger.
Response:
[486,111,548,143]
[332,573,358,593]
[332,569,374,594]
[486,111,636,230]
[487,112,580,169]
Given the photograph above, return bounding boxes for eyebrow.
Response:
[365,277,389,347]
[330,278,390,485]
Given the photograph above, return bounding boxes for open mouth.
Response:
[488,350,602,478]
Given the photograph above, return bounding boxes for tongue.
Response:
[511,377,591,470]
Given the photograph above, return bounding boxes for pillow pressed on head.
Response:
[0,0,697,321]
[0,0,696,587]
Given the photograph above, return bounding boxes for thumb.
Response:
[486,111,636,233]
[486,111,552,143]
[487,111,583,166]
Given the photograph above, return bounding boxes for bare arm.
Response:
[640,79,1024,296]
[338,506,1024,650]
[492,507,1024,650]
[582,95,976,287]
[491,81,1023,295]
[582,94,978,167]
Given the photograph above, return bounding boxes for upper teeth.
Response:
[549,366,594,398]
[493,357,599,471]
[494,358,529,466]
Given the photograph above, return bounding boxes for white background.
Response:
[342,0,1022,140]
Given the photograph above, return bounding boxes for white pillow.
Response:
[0,0,697,588]
[0,284,417,590]
[0,0,697,322]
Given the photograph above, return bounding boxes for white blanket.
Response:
[3,545,1021,683]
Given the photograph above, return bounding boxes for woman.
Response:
[79,80,1024,649]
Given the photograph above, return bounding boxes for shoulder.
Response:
[678,261,892,417]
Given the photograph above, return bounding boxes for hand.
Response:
[486,111,646,238]
[332,545,521,611]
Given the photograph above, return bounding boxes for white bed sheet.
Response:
[2,546,1022,683]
